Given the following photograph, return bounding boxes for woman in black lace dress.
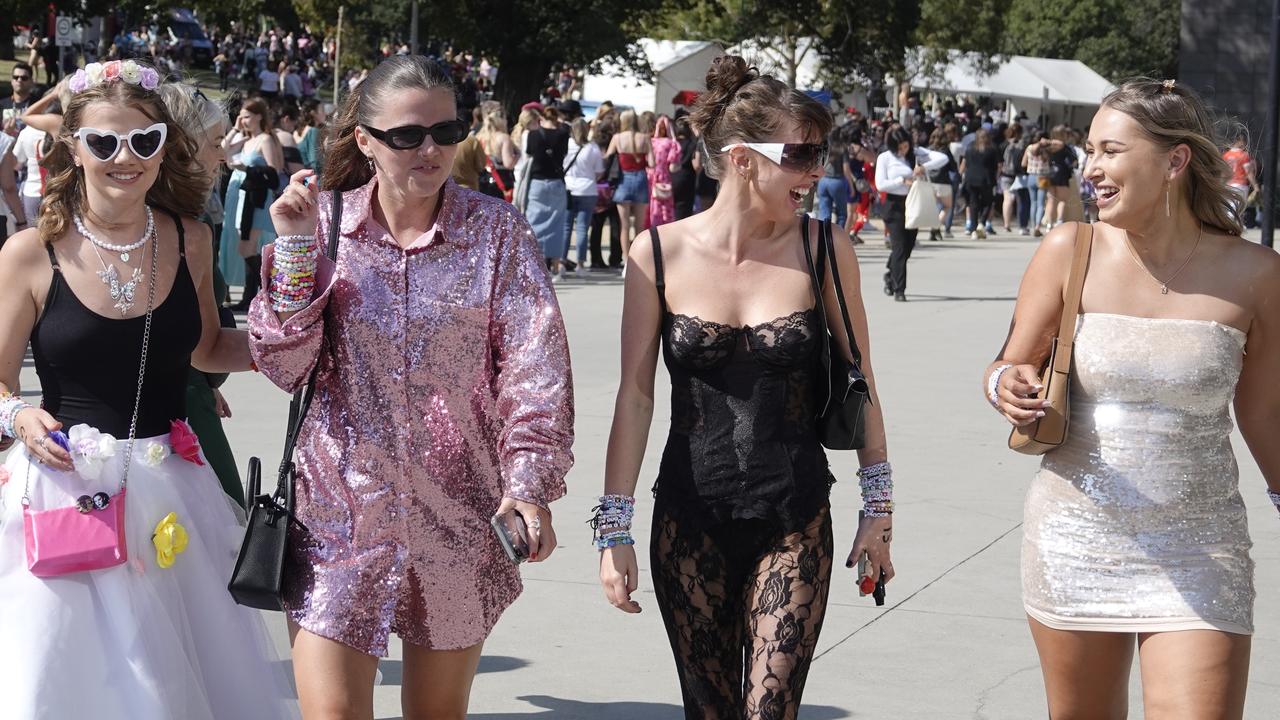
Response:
[597,55,897,718]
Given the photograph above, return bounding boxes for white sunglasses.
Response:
[720,142,830,172]
[75,123,168,162]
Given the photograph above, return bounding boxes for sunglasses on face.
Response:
[361,120,468,150]
[12,74,32,82]
[721,142,830,173]
[76,123,168,162]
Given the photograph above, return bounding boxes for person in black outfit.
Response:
[961,129,1000,239]
[589,115,623,269]
[670,115,698,220]
[597,55,897,718]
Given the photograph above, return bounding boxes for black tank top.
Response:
[650,227,833,533]
[30,210,203,439]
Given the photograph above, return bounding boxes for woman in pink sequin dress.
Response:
[248,56,574,718]
[648,115,681,227]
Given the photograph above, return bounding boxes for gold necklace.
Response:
[1123,223,1203,295]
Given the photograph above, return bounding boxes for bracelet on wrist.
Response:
[857,461,893,517]
[595,529,635,550]
[1268,489,1280,515]
[589,494,636,541]
[987,363,1013,408]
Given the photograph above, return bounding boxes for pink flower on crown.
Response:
[68,69,89,94]
[102,61,122,82]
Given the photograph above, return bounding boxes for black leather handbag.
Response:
[228,191,341,611]
[801,218,870,450]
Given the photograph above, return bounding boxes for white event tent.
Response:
[909,53,1116,128]
[580,39,723,117]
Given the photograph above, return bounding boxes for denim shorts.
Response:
[613,170,649,204]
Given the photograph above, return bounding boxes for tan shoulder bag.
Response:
[1009,222,1094,455]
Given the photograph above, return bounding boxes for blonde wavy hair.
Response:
[39,67,208,243]
[1101,78,1244,235]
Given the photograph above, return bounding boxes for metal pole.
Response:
[410,0,419,56]
[1261,0,1279,248]
[333,6,343,104]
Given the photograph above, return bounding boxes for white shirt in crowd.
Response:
[875,146,949,197]
[563,139,604,197]
[13,126,46,198]
[0,132,13,218]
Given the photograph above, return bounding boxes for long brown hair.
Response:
[39,69,207,243]
[689,55,833,179]
[321,55,455,192]
[1101,78,1243,235]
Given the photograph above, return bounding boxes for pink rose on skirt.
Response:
[0,466,9,485]
[169,419,205,466]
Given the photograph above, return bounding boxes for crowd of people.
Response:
[0,31,1276,720]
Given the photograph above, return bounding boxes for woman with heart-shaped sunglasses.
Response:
[0,63,299,718]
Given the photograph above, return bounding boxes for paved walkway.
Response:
[10,229,1279,718]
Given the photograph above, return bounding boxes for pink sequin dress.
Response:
[648,136,681,227]
[248,178,574,655]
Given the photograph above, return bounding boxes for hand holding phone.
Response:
[490,510,530,564]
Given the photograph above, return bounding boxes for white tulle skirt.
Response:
[0,429,299,719]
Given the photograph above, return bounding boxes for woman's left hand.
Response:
[847,513,894,587]
[496,496,557,562]
[912,166,926,177]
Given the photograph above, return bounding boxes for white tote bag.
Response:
[904,180,940,230]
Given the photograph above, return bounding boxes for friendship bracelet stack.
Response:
[987,363,1014,408]
[590,494,636,550]
[269,234,320,312]
[0,392,33,439]
[1268,489,1280,516]
[858,461,894,517]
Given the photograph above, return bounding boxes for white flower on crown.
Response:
[120,61,141,84]
[67,424,117,481]
[85,63,105,86]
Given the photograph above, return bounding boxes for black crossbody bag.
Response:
[801,218,870,449]
[228,191,341,611]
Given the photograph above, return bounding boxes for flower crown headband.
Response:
[68,61,161,94]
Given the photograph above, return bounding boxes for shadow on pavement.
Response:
[448,694,850,719]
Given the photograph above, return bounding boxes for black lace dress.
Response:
[648,227,836,719]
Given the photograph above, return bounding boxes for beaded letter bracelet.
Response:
[858,461,893,517]
[0,392,33,439]
[1268,489,1280,516]
[590,494,636,549]
[270,234,320,312]
[987,364,1013,408]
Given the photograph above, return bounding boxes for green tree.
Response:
[1002,0,1180,81]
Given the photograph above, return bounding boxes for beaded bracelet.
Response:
[987,363,1013,408]
[858,462,893,517]
[595,529,635,551]
[1268,489,1280,515]
[589,494,636,540]
[0,393,33,439]
[270,235,320,312]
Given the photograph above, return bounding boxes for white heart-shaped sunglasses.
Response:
[75,123,168,162]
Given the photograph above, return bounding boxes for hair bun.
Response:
[704,55,757,98]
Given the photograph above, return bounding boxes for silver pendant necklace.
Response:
[74,207,153,263]
[89,226,151,317]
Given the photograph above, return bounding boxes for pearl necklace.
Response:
[74,207,153,263]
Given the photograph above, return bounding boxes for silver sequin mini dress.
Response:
[1023,313,1255,635]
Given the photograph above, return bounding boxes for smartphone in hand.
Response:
[490,510,530,564]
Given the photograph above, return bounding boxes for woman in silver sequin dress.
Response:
[984,79,1280,718]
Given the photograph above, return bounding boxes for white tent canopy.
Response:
[581,39,722,116]
[909,52,1115,105]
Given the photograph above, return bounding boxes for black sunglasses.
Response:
[361,120,468,150]
[12,74,32,82]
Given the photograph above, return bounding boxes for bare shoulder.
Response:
[1212,231,1280,300]
[0,228,53,274]
[627,229,656,277]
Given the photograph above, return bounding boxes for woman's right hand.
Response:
[15,407,73,471]
[269,169,320,238]
[995,364,1051,426]
[599,544,642,614]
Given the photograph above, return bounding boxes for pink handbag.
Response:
[24,489,128,577]
[21,225,157,578]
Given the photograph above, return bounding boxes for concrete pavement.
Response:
[10,229,1279,718]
